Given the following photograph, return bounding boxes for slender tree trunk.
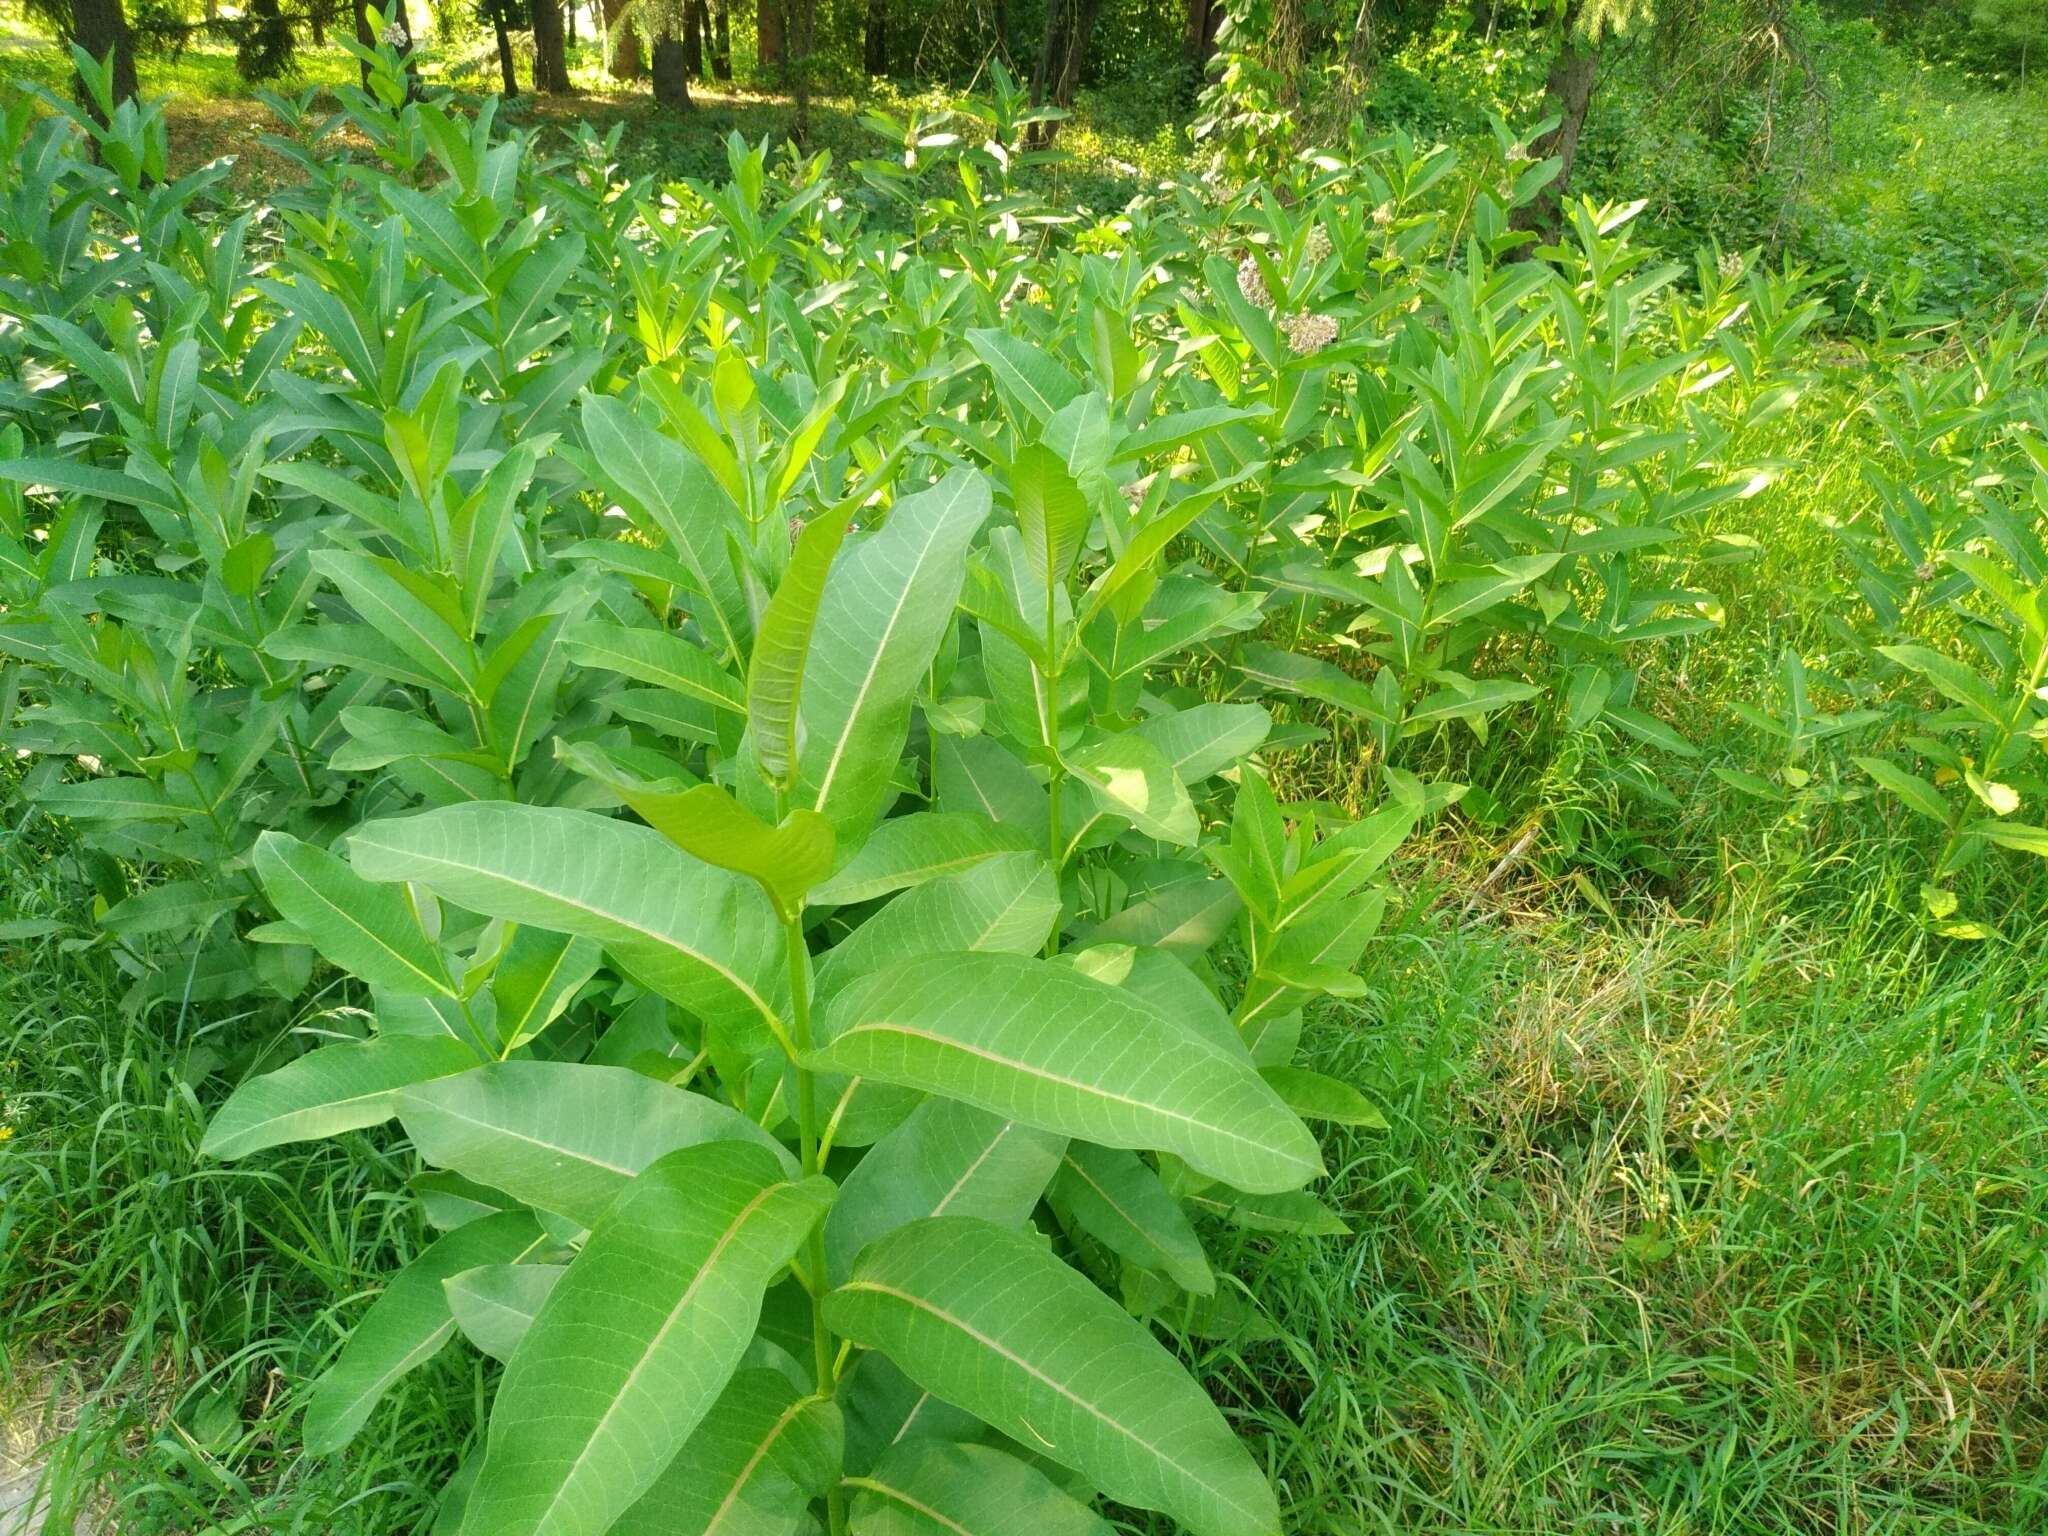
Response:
[1512,0,1599,241]
[602,0,643,77]
[69,0,138,115]
[651,30,691,105]
[1182,0,1221,83]
[1052,0,1099,105]
[495,14,519,92]
[864,0,887,74]
[712,0,732,78]
[353,0,373,84]
[684,0,704,73]
[531,0,571,91]
[566,0,578,46]
[759,0,785,79]
[788,0,814,141]
[310,0,326,46]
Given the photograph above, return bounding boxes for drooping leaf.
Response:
[610,1369,843,1536]
[824,1097,1063,1284]
[395,1060,794,1228]
[826,1218,1280,1536]
[618,782,835,918]
[1052,1143,1213,1295]
[253,832,457,999]
[750,506,855,790]
[458,1142,833,1536]
[443,1263,566,1362]
[350,804,790,1059]
[809,951,1321,1193]
[305,1210,546,1455]
[202,1036,477,1160]
[847,1440,1113,1536]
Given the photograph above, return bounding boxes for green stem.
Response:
[783,908,847,1536]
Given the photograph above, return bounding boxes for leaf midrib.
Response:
[836,1278,1270,1531]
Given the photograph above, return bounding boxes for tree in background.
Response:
[1511,0,1651,238]
[532,0,571,89]
[236,0,296,79]
[25,0,140,113]
[864,0,888,73]
[759,0,784,75]
[1972,0,2048,80]
[479,0,523,91]
[1029,0,1102,144]
[623,0,694,103]
[603,0,647,78]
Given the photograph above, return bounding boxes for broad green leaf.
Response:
[202,1037,477,1159]
[817,852,1060,998]
[350,804,789,1058]
[825,1097,1063,1284]
[1011,442,1091,589]
[967,330,1084,429]
[1064,731,1198,845]
[491,928,603,1052]
[305,1210,546,1455]
[1973,819,2048,857]
[562,622,746,714]
[812,812,1035,905]
[36,777,194,822]
[254,832,457,999]
[1878,643,2004,722]
[794,469,991,837]
[1181,1186,1349,1237]
[1053,1143,1213,1294]
[444,1263,566,1362]
[1258,1066,1388,1128]
[395,1060,794,1228]
[458,1142,833,1536]
[576,393,751,659]
[1852,756,1952,825]
[611,1370,843,1536]
[848,1440,1112,1536]
[826,1218,1280,1536]
[310,550,475,693]
[1131,702,1271,786]
[750,506,854,789]
[934,734,1051,847]
[810,951,1320,1193]
[621,782,835,918]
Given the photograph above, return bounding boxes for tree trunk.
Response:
[712,0,732,78]
[566,0,577,46]
[759,0,784,79]
[69,0,138,116]
[1182,0,1221,83]
[651,31,691,105]
[1052,0,1099,105]
[1512,2,1599,242]
[864,0,887,74]
[684,0,704,73]
[602,0,643,78]
[495,14,519,92]
[531,0,570,91]
[788,0,814,141]
[353,0,372,85]
[310,0,326,46]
